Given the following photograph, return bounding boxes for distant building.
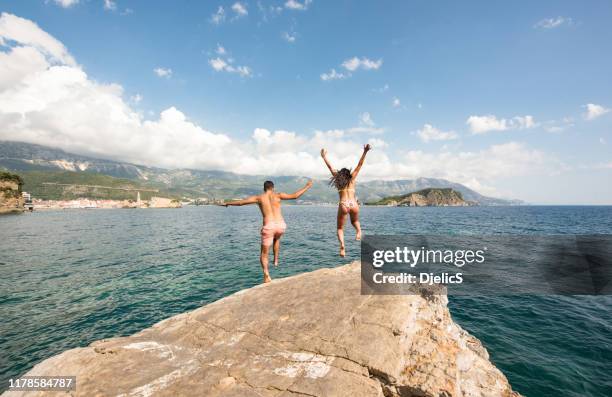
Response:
[22,192,33,211]
[149,197,182,208]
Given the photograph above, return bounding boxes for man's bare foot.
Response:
[355,230,361,241]
[339,245,345,257]
[274,260,279,267]
[263,274,272,283]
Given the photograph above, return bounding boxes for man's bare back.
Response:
[221,179,313,283]
[256,191,284,224]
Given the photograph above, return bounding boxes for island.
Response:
[8,262,521,397]
[367,188,475,207]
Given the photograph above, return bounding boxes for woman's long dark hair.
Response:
[330,168,352,190]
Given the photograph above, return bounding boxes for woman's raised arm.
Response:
[351,144,371,179]
[320,148,337,176]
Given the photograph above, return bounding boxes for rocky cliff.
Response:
[369,188,473,207]
[0,172,24,214]
[5,262,520,397]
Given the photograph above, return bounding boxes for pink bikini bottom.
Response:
[339,199,358,210]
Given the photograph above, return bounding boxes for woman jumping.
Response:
[320,144,371,257]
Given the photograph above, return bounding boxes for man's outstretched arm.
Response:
[220,195,259,206]
[279,181,313,200]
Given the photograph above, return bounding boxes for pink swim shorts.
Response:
[261,221,287,246]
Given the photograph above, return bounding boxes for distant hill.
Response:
[0,141,522,205]
[17,171,175,201]
[368,188,473,207]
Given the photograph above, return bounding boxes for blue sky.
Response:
[0,0,611,203]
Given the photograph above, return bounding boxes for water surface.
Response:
[1,206,611,396]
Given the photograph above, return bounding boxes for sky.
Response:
[0,0,611,204]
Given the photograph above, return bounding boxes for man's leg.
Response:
[260,244,272,283]
[337,206,347,257]
[350,207,362,241]
[273,235,281,267]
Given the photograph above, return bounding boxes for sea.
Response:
[1,206,611,396]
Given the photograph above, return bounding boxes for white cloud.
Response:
[130,93,142,103]
[543,117,574,133]
[210,6,226,24]
[347,126,384,134]
[0,12,76,66]
[153,67,172,78]
[282,31,296,43]
[583,103,610,120]
[231,2,248,17]
[467,114,536,134]
[285,0,312,11]
[0,45,49,91]
[322,56,382,81]
[368,138,388,149]
[534,16,573,29]
[0,13,557,199]
[208,49,252,78]
[513,115,536,129]
[103,0,117,11]
[399,142,552,195]
[316,114,382,136]
[215,44,226,55]
[467,115,508,133]
[320,68,347,81]
[209,57,227,71]
[0,35,238,170]
[256,2,283,22]
[359,112,374,127]
[392,97,401,108]
[341,56,382,71]
[416,124,458,143]
[51,0,79,8]
[345,112,383,134]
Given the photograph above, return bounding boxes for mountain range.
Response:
[0,141,521,205]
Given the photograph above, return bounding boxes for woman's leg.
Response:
[337,206,347,257]
[350,207,362,241]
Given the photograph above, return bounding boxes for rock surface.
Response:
[6,262,520,397]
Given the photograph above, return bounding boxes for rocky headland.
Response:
[368,188,474,207]
[0,172,24,214]
[5,262,520,397]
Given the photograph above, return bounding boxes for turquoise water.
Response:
[1,206,611,396]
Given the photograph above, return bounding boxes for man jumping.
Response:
[221,180,313,283]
